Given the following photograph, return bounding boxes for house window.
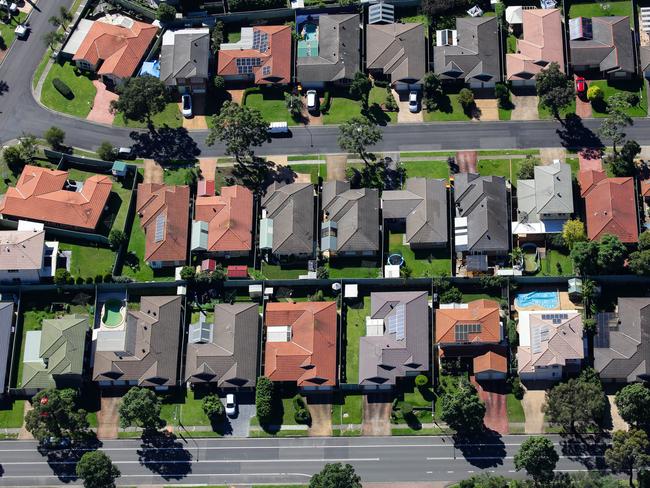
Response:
[7,269,18,273]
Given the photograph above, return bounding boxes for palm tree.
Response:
[510,247,524,269]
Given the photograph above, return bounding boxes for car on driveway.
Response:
[225,394,237,417]
[306,90,318,114]
[575,76,587,99]
[408,91,420,113]
[181,94,192,118]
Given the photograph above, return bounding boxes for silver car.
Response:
[408,91,420,113]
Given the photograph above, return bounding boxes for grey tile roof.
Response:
[185,302,259,387]
[359,291,430,386]
[641,46,650,72]
[433,17,501,83]
[261,182,314,255]
[382,178,448,246]
[322,181,379,253]
[366,23,426,83]
[569,17,635,75]
[517,162,573,222]
[595,298,650,382]
[454,173,509,253]
[160,28,210,85]
[92,296,183,387]
[0,302,13,394]
[297,14,361,83]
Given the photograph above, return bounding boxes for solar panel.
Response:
[253,30,269,53]
[154,213,165,243]
[541,313,568,324]
[394,304,405,341]
[455,323,481,342]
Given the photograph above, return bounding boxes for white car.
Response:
[181,94,192,118]
[225,394,237,417]
[408,91,419,113]
[306,89,318,113]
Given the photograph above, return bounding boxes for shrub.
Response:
[292,395,306,411]
[54,268,71,285]
[156,2,176,22]
[458,88,475,108]
[415,374,428,387]
[440,286,462,304]
[255,376,274,424]
[321,90,331,113]
[294,407,311,425]
[511,377,524,400]
[202,394,225,420]
[44,126,65,149]
[103,273,112,283]
[494,83,509,106]
[587,85,604,103]
[53,78,73,99]
[180,266,196,281]
[97,141,116,162]
[75,276,84,285]
[627,92,640,107]
[384,88,398,112]
[94,274,103,283]
[401,402,413,415]
[214,76,225,89]
[373,79,389,88]
[85,277,93,285]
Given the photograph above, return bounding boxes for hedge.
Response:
[321,90,331,113]
[53,78,73,99]
[256,376,274,424]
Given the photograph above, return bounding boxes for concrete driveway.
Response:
[393,89,423,123]
[471,378,508,434]
[473,98,499,121]
[521,389,546,434]
[539,147,566,164]
[607,395,628,432]
[87,81,117,125]
[220,401,255,438]
[511,94,539,120]
[326,154,347,181]
[143,158,164,184]
[96,396,120,439]
[362,393,392,436]
[307,402,332,436]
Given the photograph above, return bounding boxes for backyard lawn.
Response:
[59,242,115,278]
[401,160,450,180]
[0,400,24,428]
[244,87,298,126]
[327,258,380,279]
[539,249,573,276]
[113,102,182,129]
[424,92,472,122]
[344,297,370,384]
[41,61,96,118]
[261,262,305,279]
[389,233,451,277]
[331,394,363,425]
[589,79,647,118]
[0,12,27,51]
[287,163,327,184]
[569,0,632,25]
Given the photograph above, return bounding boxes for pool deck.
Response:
[514,291,578,313]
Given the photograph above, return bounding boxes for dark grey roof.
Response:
[454,173,509,253]
[382,178,448,246]
[359,291,430,386]
[595,298,650,382]
[92,296,183,387]
[569,17,635,75]
[297,14,361,83]
[433,17,501,83]
[262,182,314,255]
[366,23,426,83]
[322,181,379,253]
[641,46,650,72]
[160,28,210,85]
[185,302,259,387]
[0,302,13,394]
[517,162,573,222]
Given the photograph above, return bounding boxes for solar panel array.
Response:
[189,317,213,344]
[236,58,262,75]
[154,213,165,243]
[541,313,568,325]
[385,304,406,341]
[253,30,269,53]
[531,324,551,354]
[455,323,481,342]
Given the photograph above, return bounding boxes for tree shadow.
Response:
[403,411,423,430]
[0,80,8,95]
[454,431,506,469]
[259,391,284,434]
[130,127,200,163]
[137,432,192,480]
[559,433,610,471]
[366,103,390,126]
[555,113,603,151]
[435,94,453,114]
[39,436,102,483]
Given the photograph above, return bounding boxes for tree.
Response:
[517,156,540,180]
[599,93,632,154]
[350,72,372,110]
[43,30,65,50]
[255,376,274,424]
[494,83,509,108]
[284,93,304,121]
[118,387,164,432]
[587,85,604,103]
[310,463,362,488]
[536,63,575,119]
[24,389,89,443]
[97,141,116,161]
[202,394,225,421]
[440,286,462,304]
[206,101,268,163]
[615,384,650,429]
[54,268,71,284]
[608,139,640,177]
[570,241,597,275]
[639,231,650,251]
[157,2,176,22]
[583,317,597,336]
[58,5,73,27]
[606,429,650,486]
[2,145,25,173]
[18,133,37,164]
[49,15,61,27]
[440,378,485,434]
[458,88,475,112]
[76,451,121,488]
[629,250,650,276]
[214,75,225,90]
[562,219,587,250]
[180,265,196,281]
[514,436,559,485]
[422,72,444,111]
[108,229,127,251]
[338,117,382,165]
[421,0,466,19]
[109,76,168,126]
[211,21,225,54]
[44,126,65,149]
[596,234,627,274]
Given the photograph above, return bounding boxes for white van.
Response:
[268,121,289,135]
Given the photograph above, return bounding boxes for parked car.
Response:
[42,437,71,450]
[14,23,28,40]
[408,91,420,113]
[181,94,192,118]
[575,76,587,99]
[0,0,17,13]
[268,121,289,136]
[306,90,318,114]
[118,146,134,160]
[225,394,237,417]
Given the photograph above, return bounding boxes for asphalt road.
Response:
[0,435,609,486]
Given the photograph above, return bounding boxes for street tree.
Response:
[350,72,372,111]
[310,463,362,488]
[615,383,650,429]
[43,31,65,50]
[606,429,650,487]
[24,388,89,443]
[2,145,25,173]
[608,139,640,177]
[514,436,559,485]
[76,451,121,488]
[517,156,541,180]
[285,93,304,121]
[440,378,485,434]
[110,76,168,126]
[536,62,575,120]
[562,219,587,250]
[156,2,176,22]
[118,387,164,432]
[18,133,37,164]
[338,117,382,165]
[596,234,627,274]
[599,93,632,154]
[206,101,268,163]
[44,126,65,149]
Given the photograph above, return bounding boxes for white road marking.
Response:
[0,457,381,466]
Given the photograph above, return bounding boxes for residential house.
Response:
[185,302,259,388]
[359,291,430,389]
[296,13,361,88]
[507,9,565,87]
[260,182,314,259]
[512,162,574,237]
[136,184,190,268]
[321,182,379,257]
[595,298,650,382]
[71,15,158,88]
[640,46,650,79]
[160,28,210,94]
[92,296,183,389]
[517,310,585,382]
[0,221,59,283]
[578,165,638,243]
[366,21,426,90]
[569,16,635,79]
[264,301,337,389]
[191,185,253,257]
[0,165,112,232]
[382,178,448,249]
[218,25,291,84]
[0,302,14,396]
[22,315,88,393]
[433,17,501,89]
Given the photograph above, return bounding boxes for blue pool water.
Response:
[303,22,317,41]
[515,291,559,309]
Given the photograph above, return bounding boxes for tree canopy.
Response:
[536,63,575,119]
[440,378,485,434]
[206,101,268,162]
[517,156,540,180]
[514,436,559,484]
[310,463,362,488]
[76,451,121,488]
[337,117,382,165]
[562,219,587,250]
[118,387,164,432]
[599,93,632,154]
[615,383,650,429]
[606,429,650,487]
[25,388,89,442]
[350,72,372,110]
[109,76,168,125]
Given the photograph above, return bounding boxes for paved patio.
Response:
[87,80,117,125]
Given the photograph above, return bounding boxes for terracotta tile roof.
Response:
[194,185,253,253]
[506,9,565,81]
[0,165,112,230]
[217,25,291,84]
[264,301,337,387]
[435,299,501,345]
[641,179,650,197]
[73,18,158,79]
[473,351,507,373]
[136,184,190,263]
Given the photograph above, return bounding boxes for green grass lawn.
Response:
[332,394,363,425]
[344,297,370,384]
[507,34,518,54]
[162,166,196,185]
[287,163,327,184]
[401,160,450,180]
[506,393,525,423]
[327,257,380,279]
[0,400,24,428]
[566,157,580,175]
[477,158,514,181]
[323,91,363,125]
[249,394,304,427]
[389,233,451,277]
[368,86,397,124]
[41,61,96,118]
[463,292,502,303]
[59,242,115,279]
[424,93,472,122]
[539,249,573,276]
[261,262,305,279]
[0,12,27,51]
[590,79,647,118]
[33,49,53,89]
[160,390,211,427]
[499,105,513,121]
[113,102,182,129]
[0,160,18,194]
[569,0,633,25]
[15,310,56,387]
[538,99,577,120]
[244,87,298,126]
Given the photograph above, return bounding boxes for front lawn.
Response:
[569,0,633,25]
[401,160,450,180]
[41,61,96,118]
[0,12,27,51]
[506,393,525,423]
[59,242,115,279]
[424,92,472,122]
[113,102,182,129]
[477,158,516,182]
[163,166,197,186]
[244,87,298,126]
[389,232,451,277]
[322,90,363,125]
[160,389,211,427]
[344,297,370,385]
[538,99,576,120]
[0,399,24,428]
[287,163,327,184]
[590,79,647,118]
[368,86,397,124]
[249,394,305,428]
[332,394,363,425]
[539,249,573,276]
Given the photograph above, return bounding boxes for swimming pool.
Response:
[302,22,318,41]
[515,291,559,309]
[102,299,125,328]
